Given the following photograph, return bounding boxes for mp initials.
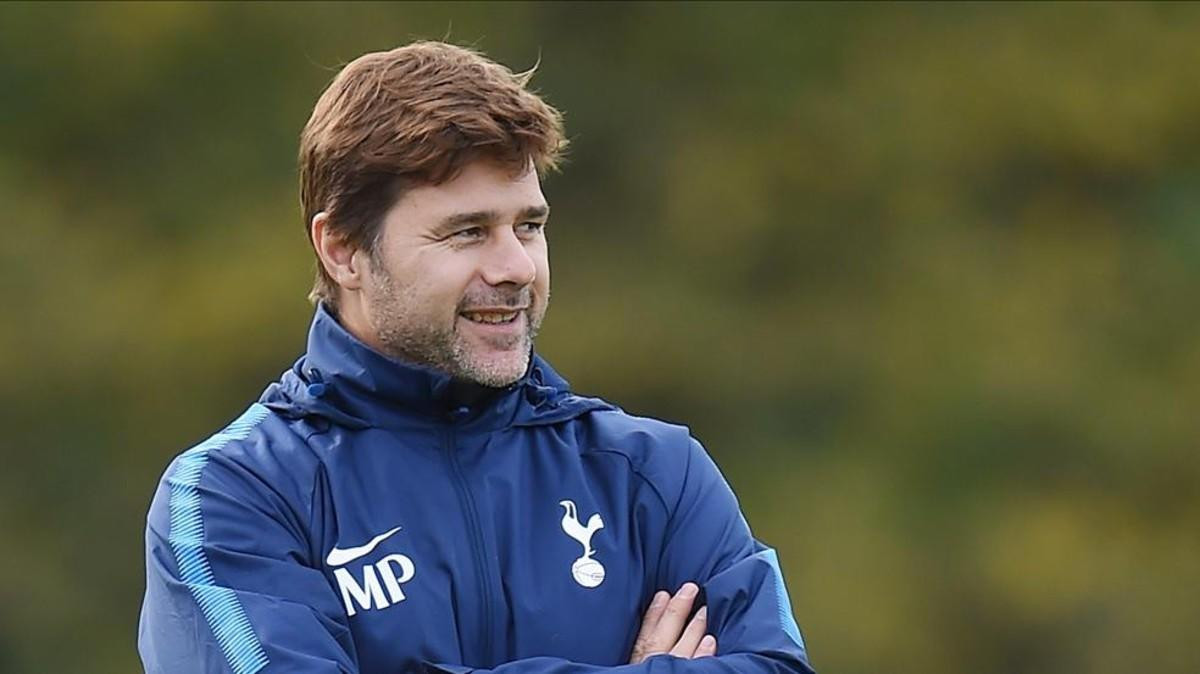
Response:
[327,527,416,617]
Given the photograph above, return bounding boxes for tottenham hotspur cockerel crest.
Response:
[558,500,605,588]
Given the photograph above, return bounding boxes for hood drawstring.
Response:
[306,368,328,398]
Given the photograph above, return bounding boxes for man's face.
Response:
[357,159,551,387]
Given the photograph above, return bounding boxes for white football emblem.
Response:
[571,557,606,588]
[559,499,606,588]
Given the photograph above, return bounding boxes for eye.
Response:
[450,226,486,242]
[516,221,546,237]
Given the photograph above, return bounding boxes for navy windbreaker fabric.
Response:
[139,306,815,673]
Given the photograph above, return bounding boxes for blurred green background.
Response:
[3,2,1199,672]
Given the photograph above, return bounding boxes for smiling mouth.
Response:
[460,310,523,325]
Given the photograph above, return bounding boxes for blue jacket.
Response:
[139,306,814,673]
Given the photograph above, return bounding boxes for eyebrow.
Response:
[432,205,549,237]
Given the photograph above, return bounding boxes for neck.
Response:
[328,294,389,355]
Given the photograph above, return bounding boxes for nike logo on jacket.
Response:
[325,526,403,566]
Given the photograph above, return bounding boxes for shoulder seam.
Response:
[584,447,672,515]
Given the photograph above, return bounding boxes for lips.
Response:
[461,310,521,325]
[459,305,529,326]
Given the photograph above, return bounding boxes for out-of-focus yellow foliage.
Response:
[2,3,1199,672]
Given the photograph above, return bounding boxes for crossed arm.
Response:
[140,439,813,672]
[415,439,813,673]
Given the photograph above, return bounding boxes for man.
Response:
[139,41,814,673]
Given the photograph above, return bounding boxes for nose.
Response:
[480,227,537,287]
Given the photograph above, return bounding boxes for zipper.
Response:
[443,411,495,666]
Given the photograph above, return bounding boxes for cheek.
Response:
[533,250,550,294]
[412,251,476,302]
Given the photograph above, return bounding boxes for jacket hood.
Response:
[259,304,611,431]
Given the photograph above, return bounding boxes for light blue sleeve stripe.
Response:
[762,548,807,652]
[166,404,272,674]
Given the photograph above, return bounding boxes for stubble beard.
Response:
[365,264,546,388]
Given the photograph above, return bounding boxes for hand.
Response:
[628,582,717,664]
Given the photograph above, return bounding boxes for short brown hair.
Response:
[299,41,567,306]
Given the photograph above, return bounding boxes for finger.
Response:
[636,591,670,641]
[669,606,708,658]
[629,591,671,664]
[650,583,699,649]
[694,634,717,658]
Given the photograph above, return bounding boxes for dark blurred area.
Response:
[2,2,1199,672]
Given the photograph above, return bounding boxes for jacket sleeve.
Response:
[423,437,814,673]
[138,423,359,673]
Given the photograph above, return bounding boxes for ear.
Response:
[311,212,365,291]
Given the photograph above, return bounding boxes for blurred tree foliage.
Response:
[2,2,1199,672]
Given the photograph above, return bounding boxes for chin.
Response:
[459,352,529,388]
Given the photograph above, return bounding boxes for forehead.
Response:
[395,160,546,223]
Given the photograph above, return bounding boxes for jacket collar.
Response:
[261,304,605,431]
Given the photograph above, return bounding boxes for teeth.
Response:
[463,311,518,324]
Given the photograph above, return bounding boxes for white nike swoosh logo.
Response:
[325,526,403,566]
